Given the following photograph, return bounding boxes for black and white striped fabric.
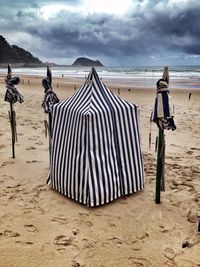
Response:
[152,79,176,130]
[48,67,144,207]
[4,77,24,104]
[42,78,59,113]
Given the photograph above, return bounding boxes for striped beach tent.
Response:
[48,67,144,207]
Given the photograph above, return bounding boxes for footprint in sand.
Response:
[187,209,200,223]
[159,225,174,233]
[71,261,81,267]
[191,147,200,151]
[131,240,143,251]
[164,246,186,267]
[1,175,12,183]
[1,161,15,167]
[24,119,31,123]
[73,218,93,227]
[164,259,176,267]
[51,217,68,225]
[33,184,47,191]
[26,146,36,150]
[168,195,181,207]
[54,235,74,246]
[137,232,149,240]
[15,241,34,245]
[0,213,15,223]
[6,183,22,189]
[84,221,93,227]
[77,212,92,226]
[4,230,20,237]
[30,122,39,126]
[128,256,151,267]
[0,144,6,149]
[32,185,47,198]
[28,136,39,141]
[78,212,89,218]
[194,194,200,203]
[24,224,39,232]
[164,248,176,261]
[26,160,42,163]
[35,141,44,145]
[108,222,117,227]
[107,236,124,244]
[186,150,194,155]
[75,239,96,259]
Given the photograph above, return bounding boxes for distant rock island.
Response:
[71,57,104,67]
[0,35,43,67]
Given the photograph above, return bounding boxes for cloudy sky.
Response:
[1,0,200,66]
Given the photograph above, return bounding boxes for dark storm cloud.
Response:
[0,0,80,6]
[39,3,200,57]
[1,0,200,65]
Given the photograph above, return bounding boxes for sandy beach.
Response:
[0,74,200,267]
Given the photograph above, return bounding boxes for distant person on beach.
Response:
[188,92,192,100]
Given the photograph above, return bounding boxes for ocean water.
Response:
[0,65,200,89]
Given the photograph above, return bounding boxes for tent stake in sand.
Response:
[151,66,176,203]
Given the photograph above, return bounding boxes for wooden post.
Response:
[155,128,164,204]
[9,102,15,158]
[47,66,52,164]
[48,113,52,164]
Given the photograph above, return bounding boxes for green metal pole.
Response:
[155,127,164,204]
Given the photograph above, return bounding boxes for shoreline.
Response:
[1,74,200,93]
